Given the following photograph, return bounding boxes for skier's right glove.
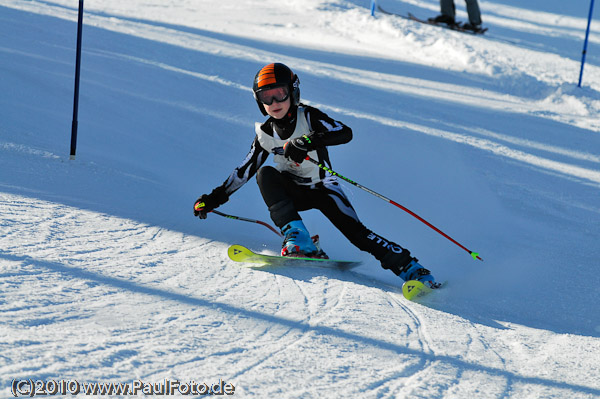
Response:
[194,186,229,219]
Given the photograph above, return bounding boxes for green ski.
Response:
[228,244,361,271]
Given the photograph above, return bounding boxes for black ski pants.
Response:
[256,166,412,274]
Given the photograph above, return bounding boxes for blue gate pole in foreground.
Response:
[370,0,376,17]
[578,0,595,88]
[70,0,84,160]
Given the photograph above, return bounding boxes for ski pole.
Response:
[305,157,482,261]
[211,210,283,238]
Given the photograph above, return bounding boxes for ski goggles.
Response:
[256,86,289,105]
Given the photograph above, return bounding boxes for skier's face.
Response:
[263,96,291,119]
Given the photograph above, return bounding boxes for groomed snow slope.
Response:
[1,0,600,397]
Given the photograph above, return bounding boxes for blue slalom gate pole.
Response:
[370,0,376,16]
[70,0,84,160]
[578,0,595,87]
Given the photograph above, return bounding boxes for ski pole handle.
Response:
[305,157,482,261]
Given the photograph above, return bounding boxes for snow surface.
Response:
[1,0,600,397]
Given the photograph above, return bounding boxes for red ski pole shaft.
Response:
[306,157,482,261]
[211,210,282,237]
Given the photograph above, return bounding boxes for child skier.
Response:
[194,63,440,287]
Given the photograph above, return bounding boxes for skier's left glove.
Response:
[284,134,317,164]
[194,186,229,219]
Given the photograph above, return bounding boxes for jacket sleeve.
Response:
[305,106,352,147]
[219,136,269,197]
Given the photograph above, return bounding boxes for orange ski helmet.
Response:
[252,63,300,116]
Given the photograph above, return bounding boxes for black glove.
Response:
[193,186,229,219]
[284,134,317,163]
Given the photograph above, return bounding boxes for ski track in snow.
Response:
[0,194,597,397]
[2,191,599,397]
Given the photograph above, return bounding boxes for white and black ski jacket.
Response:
[219,104,352,197]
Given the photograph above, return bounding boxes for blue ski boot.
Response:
[380,248,440,288]
[400,258,441,289]
[309,234,329,259]
[281,220,318,257]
